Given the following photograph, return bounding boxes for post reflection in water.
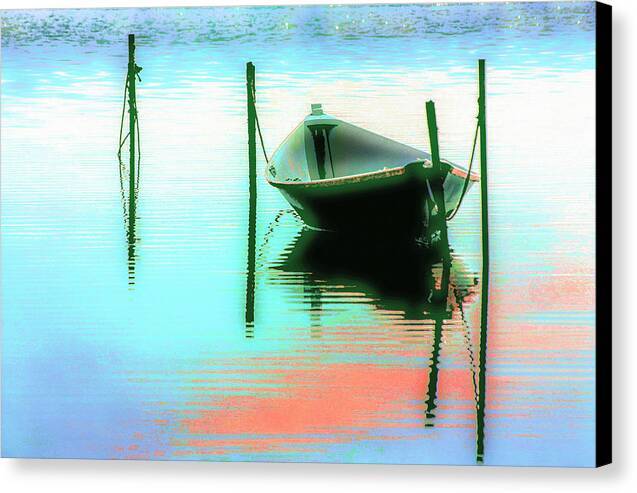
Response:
[244,180,257,338]
[424,257,451,427]
[119,156,139,286]
[303,272,324,338]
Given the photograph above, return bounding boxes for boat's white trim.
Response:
[267,161,479,190]
[267,165,409,189]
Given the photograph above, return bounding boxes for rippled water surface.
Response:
[1,3,596,465]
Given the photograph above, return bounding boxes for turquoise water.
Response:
[1,3,596,465]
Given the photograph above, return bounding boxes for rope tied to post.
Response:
[117,68,142,194]
[446,114,480,221]
[251,84,269,164]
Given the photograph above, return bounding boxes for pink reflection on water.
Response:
[176,361,438,456]
[116,258,595,462]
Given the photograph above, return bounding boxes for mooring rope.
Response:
[135,103,141,196]
[251,85,269,164]
[447,116,480,221]
[117,156,128,221]
[117,73,142,195]
[117,75,129,158]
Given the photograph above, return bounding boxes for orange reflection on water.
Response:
[176,360,438,456]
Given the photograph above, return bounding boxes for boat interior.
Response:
[267,104,431,183]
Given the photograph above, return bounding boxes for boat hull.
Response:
[270,162,465,240]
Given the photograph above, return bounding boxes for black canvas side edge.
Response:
[595,0,612,468]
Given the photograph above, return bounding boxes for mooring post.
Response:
[425,100,450,259]
[125,33,138,286]
[128,34,137,219]
[246,62,257,203]
[245,62,257,337]
[476,58,489,463]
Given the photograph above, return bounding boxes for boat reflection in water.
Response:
[252,215,488,462]
[273,227,473,320]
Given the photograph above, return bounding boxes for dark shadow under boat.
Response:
[272,226,477,320]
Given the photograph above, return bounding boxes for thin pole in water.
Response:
[246,62,257,205]
[425,100,450,259]
[476,58,489,463]
[126,34,138,284]
[128,34,137,223]
[245,62,257,337]
[423,100,453,426]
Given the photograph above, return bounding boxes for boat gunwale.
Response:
[266,162,479,190]
[448,162,480,182]
[266,165,407,189]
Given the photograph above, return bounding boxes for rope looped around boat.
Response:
[446,115,480,221]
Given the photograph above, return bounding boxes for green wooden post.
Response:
[424,101,452,433]
[128,34,137,222]
[476,58,489,463]
[478,60,489,273]
[425,100,450,257]
[126,34,138,284]
[246,62,257,204]
[245,62,257,336]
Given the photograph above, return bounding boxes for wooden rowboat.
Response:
[266,104,478,239]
